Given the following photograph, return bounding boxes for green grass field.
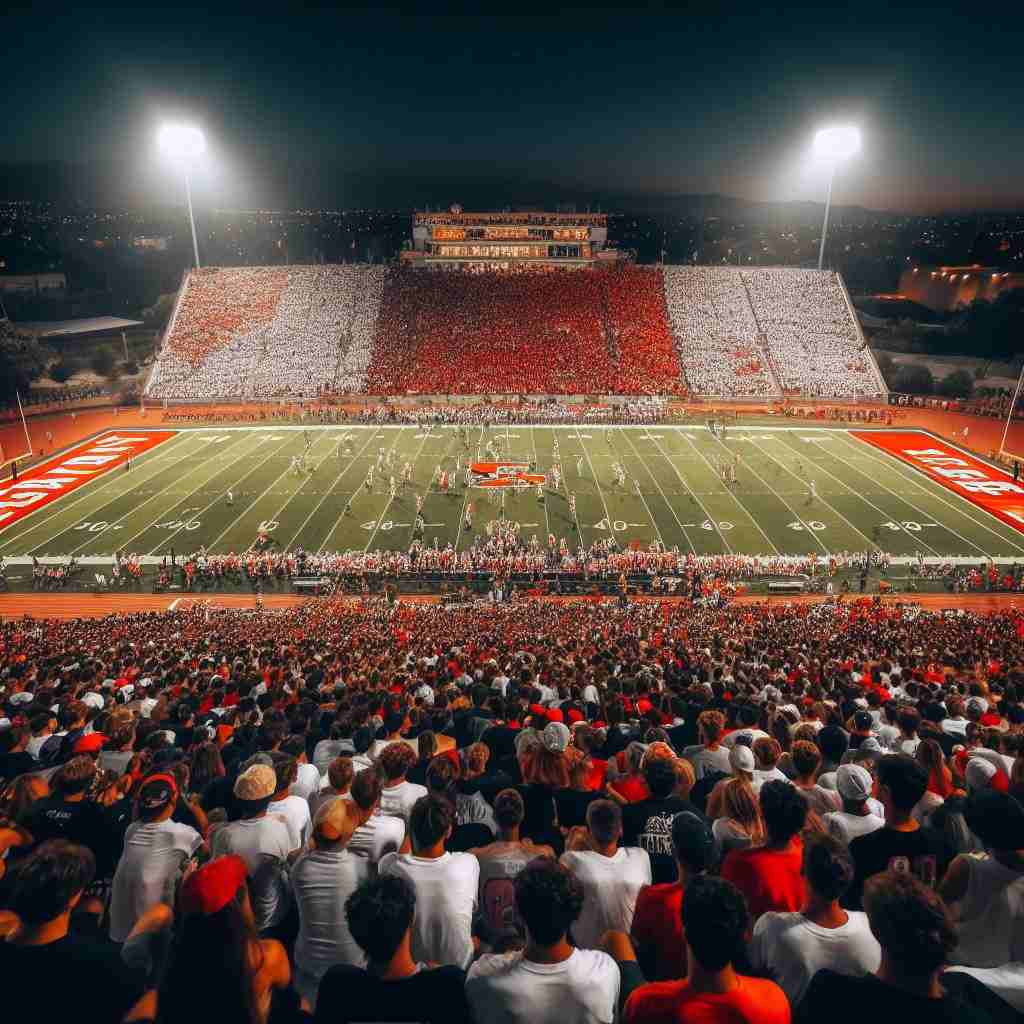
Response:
[4,424,1024,562]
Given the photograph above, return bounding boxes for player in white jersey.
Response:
[614,463,626,488]
[389,476,396,500]
[808,479,817,503]
[226,489,234,508]
[552,438,560,461]
[576,455,585,476]
[633,479,643,496]
[401,461,412,486]
[464,503,473,531]
[365,466,374,491]
[415,494,424,516]
[551,464,562,492]
[568,492,577,520]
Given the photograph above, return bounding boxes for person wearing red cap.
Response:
[108,772,204,943]
[158,855,290,1024]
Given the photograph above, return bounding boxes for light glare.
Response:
[813,125,861,165]
[158,123,206,163]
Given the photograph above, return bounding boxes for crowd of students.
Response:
[365,267,687,397]
[1,595,1024,1022]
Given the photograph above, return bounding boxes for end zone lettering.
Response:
[851,430,1024,534]
[0,431,176,531]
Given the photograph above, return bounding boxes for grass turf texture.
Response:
[3,425,1024,563]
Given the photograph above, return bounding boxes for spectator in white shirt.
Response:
[369,708,413,761]
[379,794,479,968]
[211,763,296,933]
[561,799,652,949]
[751,833,881,1006]
[467,858,621,1024]
[351,726,376,775]
[267,753,312,851]
[283,737,321,803]
[378,742,428,827]
[109,772,204,942]
[824,765,885,846]
[682,710,731,781]
[347,768,407,870]
[26,711,57,761]
[291,797,369,1009]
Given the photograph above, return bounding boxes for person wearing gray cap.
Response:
[823,765,885,847]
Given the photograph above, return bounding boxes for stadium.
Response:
[1,207,1023,605]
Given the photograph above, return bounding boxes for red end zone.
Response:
[0,430,177,532]
[851,430,1024,534]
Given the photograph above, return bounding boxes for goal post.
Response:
[998,361,1024,465]
[0,391,33,473]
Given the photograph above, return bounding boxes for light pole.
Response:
[813,125,861,271]
[158,123,206,270]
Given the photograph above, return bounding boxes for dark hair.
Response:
[759,779,807,844]
[586,799,622,845]
[158,883,261,1024]
[644,756,677,799]
[269,753,297,793]
[54,754,95,796]
[515,858,584,945]
[791,740,821,777]
[863,871,956,976]
[671,811,715,874]
[346,875,416,965]
[5,840,95,925]
[817,725,848,763]
[681,876,748,972]
[378,742,417,781]
[350,768,382,812]
[425,754,458,797]
[802,833,854,901]
[493,788,525,830]
[877,754,928,812]
[409,794,453,850]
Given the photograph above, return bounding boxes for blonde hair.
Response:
[721,778,765,846]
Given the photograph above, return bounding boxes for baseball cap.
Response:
[9,692,34,707]
[179,855,248,917]
[837,764,873,802]
[233,763,277,801]
[859,737,883,757]
[966,757,997,791]
[541,721,571,754]
[81,692,105,710]
[314,797,358,844]
[729,744,755,774]
[138,772,178,814]
[73,733,107,754]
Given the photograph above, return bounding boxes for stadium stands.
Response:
[146,264,884,401]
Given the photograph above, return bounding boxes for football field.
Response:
[3,424,1024,563]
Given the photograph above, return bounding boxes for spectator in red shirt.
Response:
[631,812,715,982]
[610,743,652,805]
[721,780,808,924]
[625,875,790,1024]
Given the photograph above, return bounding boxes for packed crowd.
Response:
[144,263,888,404]
[744,270,887,399]
[662,267,779,398]
[1,597,1024,1024]
[146,267,385,401]
[365,267,687,396]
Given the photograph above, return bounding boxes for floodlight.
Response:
[158,123,206,163]
[813,125,861,165]
[158,123,206,269]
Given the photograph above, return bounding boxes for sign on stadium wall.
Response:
[470,462,546,488]
[852,430,1024,533]
[0,431,176,531]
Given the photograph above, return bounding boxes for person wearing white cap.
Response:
[823,765,885,847]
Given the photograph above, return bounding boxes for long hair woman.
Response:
[711,778,765,863]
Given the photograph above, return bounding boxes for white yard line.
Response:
[672,430,777,554]
[744,434,873,553]
[796,436,944,557]
[365,429,431,553]
[220,431,353,551]
[706,432,830,556]
[656,429,735,554]
[616,430,670,548]
[528,426,552,541]
[575,425,615,543]
[833,433,1024,557]
[135,434,295,555]
[282,430,379,551]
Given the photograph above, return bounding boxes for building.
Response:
[0,272,67,296]
[899,265,1024,313]
[401,207,623,270]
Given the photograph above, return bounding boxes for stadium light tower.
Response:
[158,123,206,270]
[813,125,861,270]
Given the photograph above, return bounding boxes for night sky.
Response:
[5,3,1024,212]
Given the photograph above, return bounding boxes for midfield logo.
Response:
[470,461,546,489]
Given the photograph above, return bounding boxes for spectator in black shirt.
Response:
[845,754,951,910]
[799,871,1017,1024]
[0,724,36,783]
[316,874,470,1023]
